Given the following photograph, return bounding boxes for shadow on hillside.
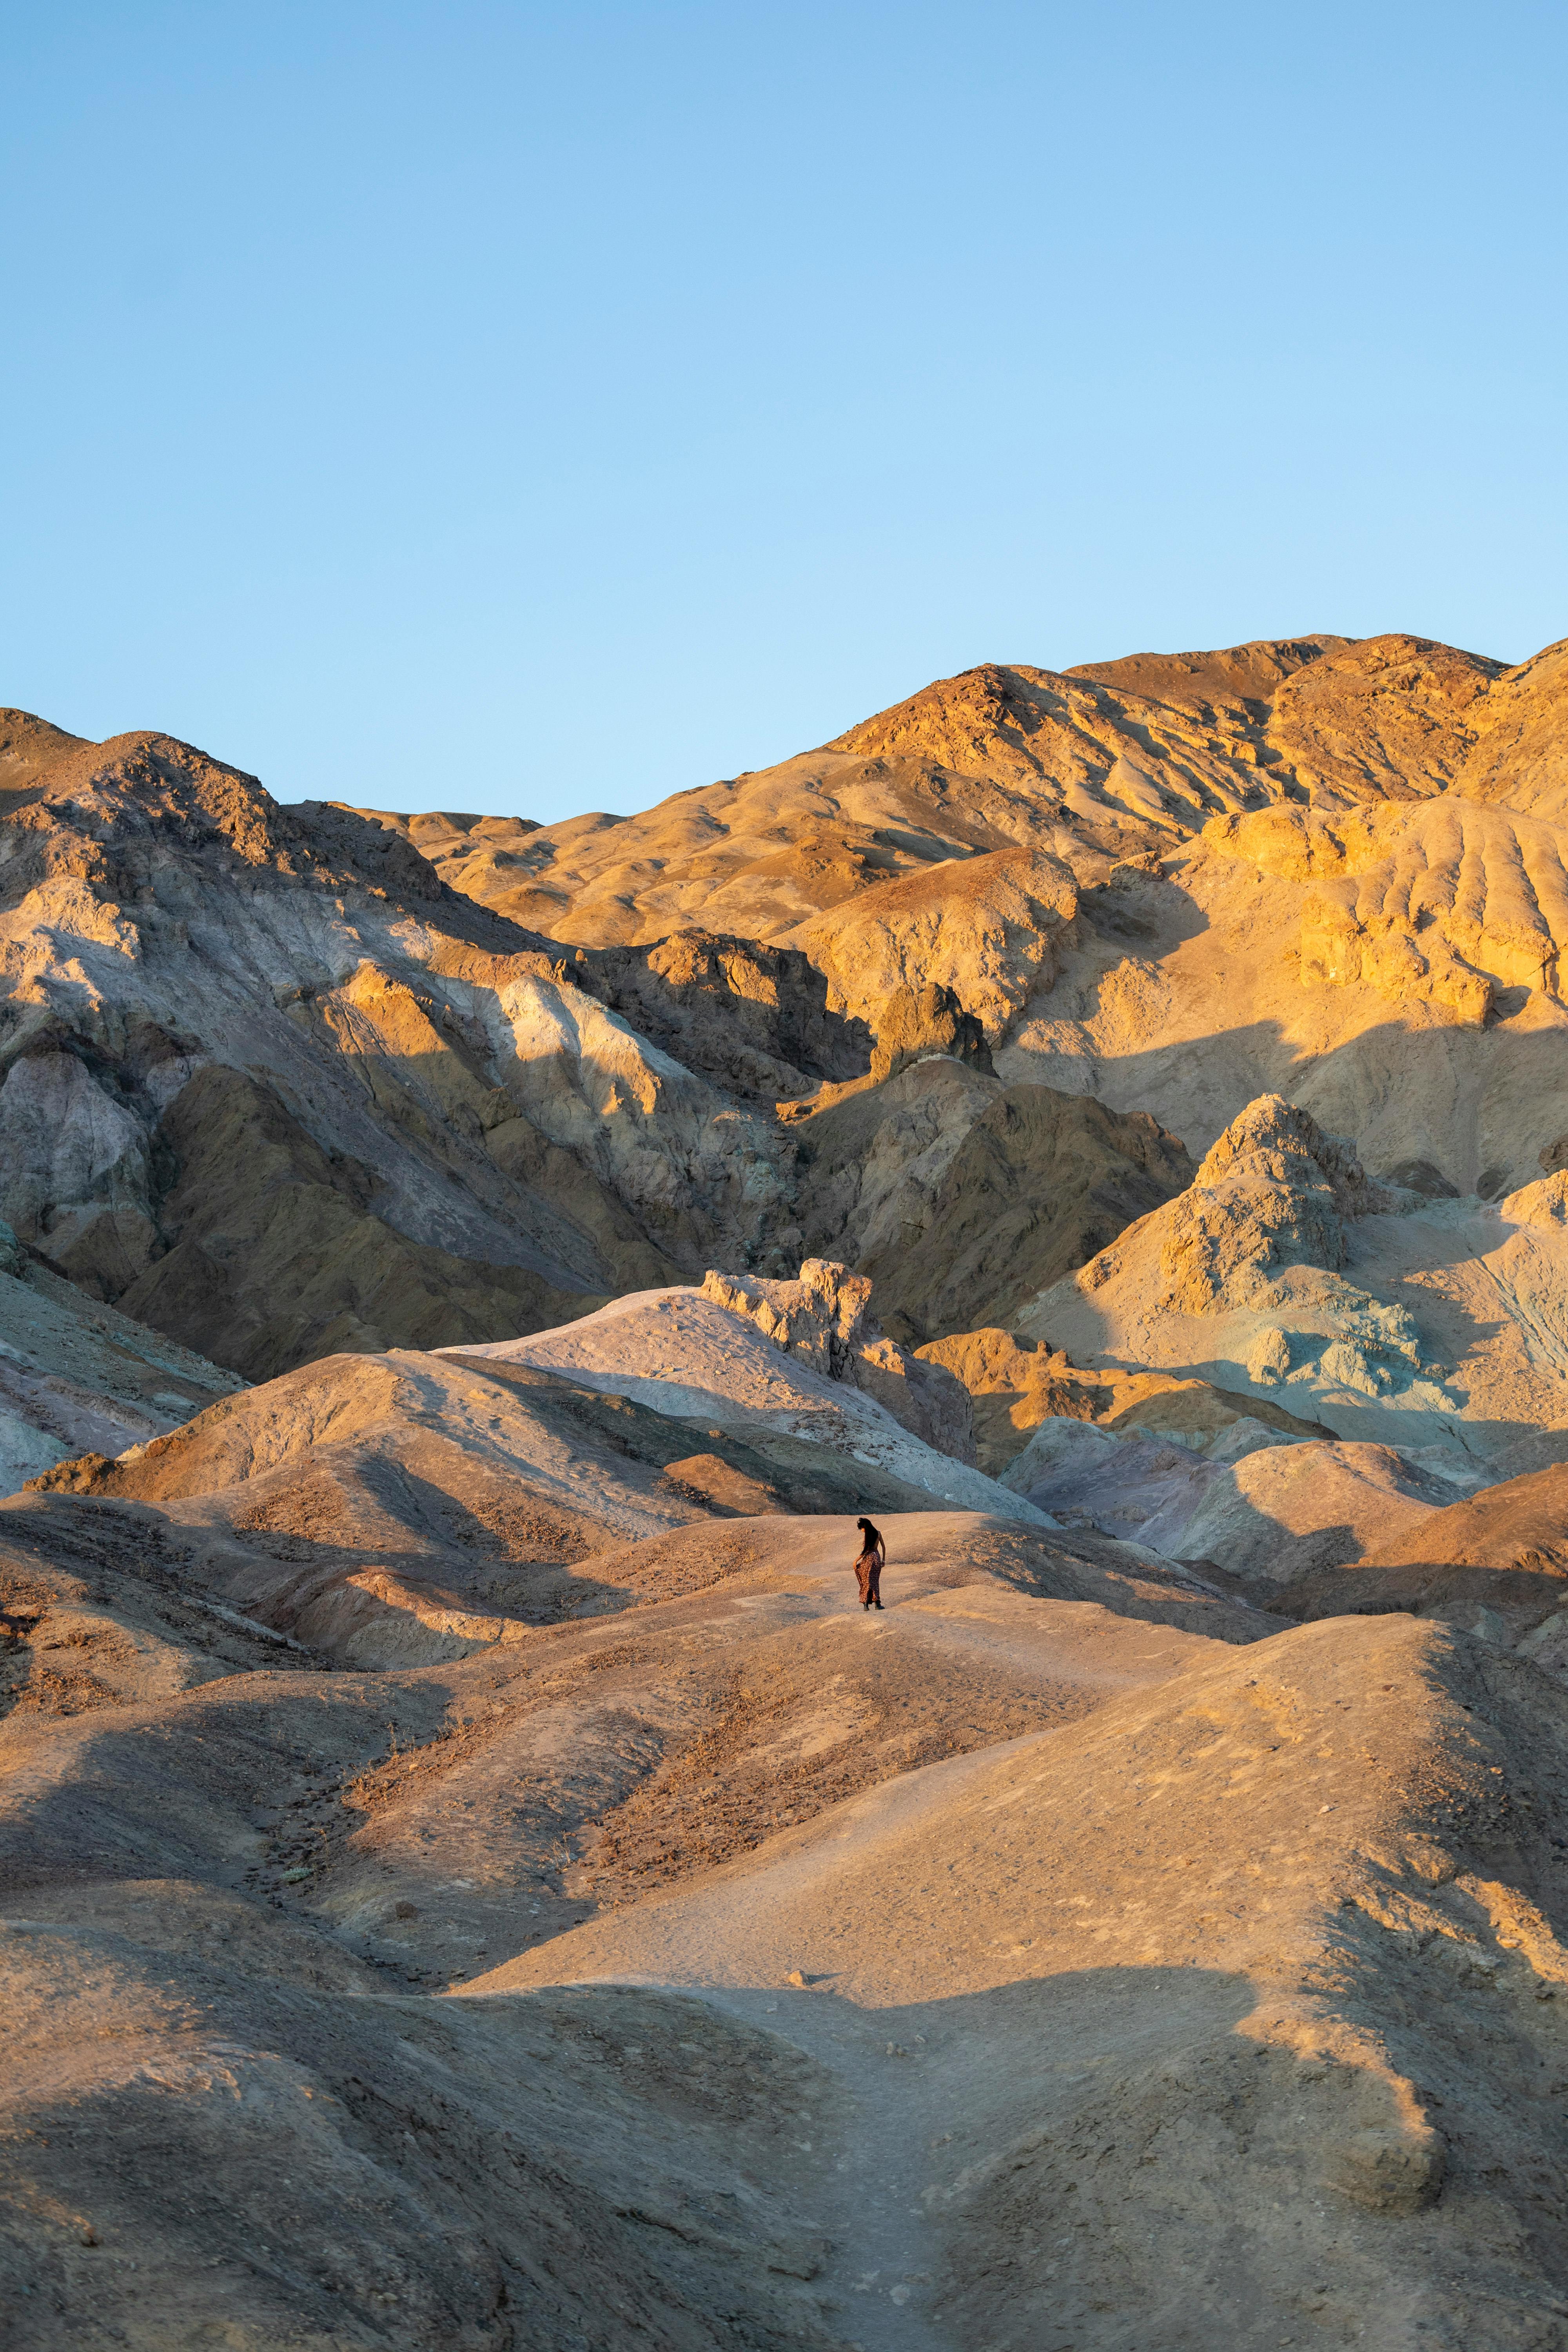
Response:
[1025,991,1568,1194]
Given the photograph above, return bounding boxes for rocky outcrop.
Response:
[582,929,873,1101]
[795,846,1080,1045]
[1153,1095,1390,1317]
[916,1325,1328,1480]
[0,717,805,1376]
[700,1259,873,1383]
[699,1258,975,1463]
[868,980,993,1084]
[860,1084,1194,1343]
[1023,1092,1568,1465]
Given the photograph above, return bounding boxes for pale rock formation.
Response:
[700,1258,872,1383]
[447,1284,1031,1517]
[0,1248,240,1493]
[1025,1092,1568,1466]
[1246,1323,1292,1382]
[1154,1094,1390,1316]
[699,1258,973,1462]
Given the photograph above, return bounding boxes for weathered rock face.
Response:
[700,1258,873,1382]
[0,717,835,1376]
[0,1244,241,1492]
[915,1325,1327,1480]
[795,845,1080,1045]
[1154,1095,1390,1317]
[1203,797,1568,1030]
[868,980,993,1085]
[860,1084,1195,1344]
[699,1258,975,1464]
[348,630,1568,1189]
[583,929,872,1101]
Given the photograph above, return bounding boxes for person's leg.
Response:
[869,1563,883,1609]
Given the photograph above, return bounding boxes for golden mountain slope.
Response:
[367,630,1551,956]
[9,624,1568,1437]
[365,629,1568,1196]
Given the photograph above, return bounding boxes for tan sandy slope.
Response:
[2,1295,1275,2350]
[477,1606,1568,2351]
[7,1219,1568,2343]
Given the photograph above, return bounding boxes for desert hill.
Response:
[0,713,878,1383]
[9,628,1568,1406]
[359,632,1541,954]
[361,629,1568,1196]
[10,1281,1568,2345]
[0,1216,240,1490]
[11,632,1568,2343]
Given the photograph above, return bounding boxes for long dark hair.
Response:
[857,1516,882,1548]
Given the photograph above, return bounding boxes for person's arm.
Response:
[877,1537,887,1567]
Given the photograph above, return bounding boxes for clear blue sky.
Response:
[8,3,1566,822]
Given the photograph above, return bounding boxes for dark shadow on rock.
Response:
[581,931,873,1099]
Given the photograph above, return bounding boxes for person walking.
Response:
[853,1516,886,1610]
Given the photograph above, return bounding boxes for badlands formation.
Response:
[9,632,1568,2345]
